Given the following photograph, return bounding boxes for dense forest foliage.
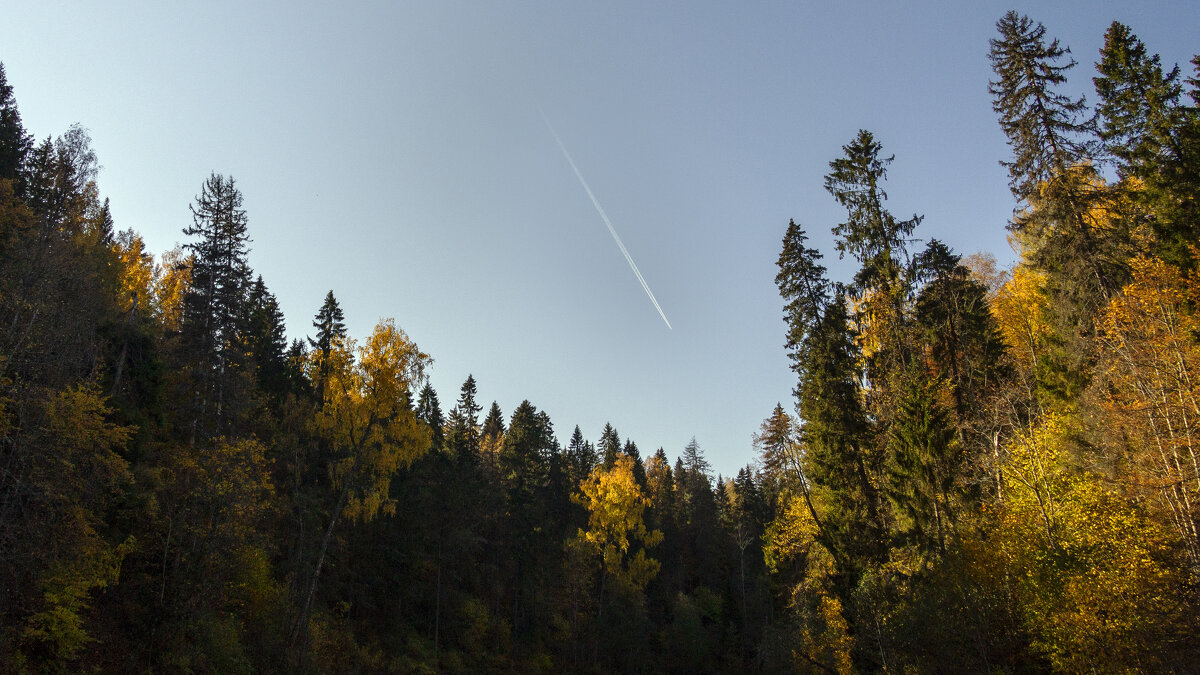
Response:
[2,12,1200,672]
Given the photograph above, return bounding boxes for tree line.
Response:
[2,11,1199,672]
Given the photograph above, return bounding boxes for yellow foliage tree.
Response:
[573,454,663,597]
[1098,254,1200,564]
[154,245,191,333]
[991,267,1053,376]
[18,385,135,664]
[294,318,431,649]
[984,409,1189,670]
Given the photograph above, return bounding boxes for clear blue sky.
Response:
[3,1,1197,477]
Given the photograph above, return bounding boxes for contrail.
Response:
[539,109,672,330]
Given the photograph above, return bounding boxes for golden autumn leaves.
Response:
[572,455,664,595]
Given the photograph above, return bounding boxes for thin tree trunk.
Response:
[291,483,349,656]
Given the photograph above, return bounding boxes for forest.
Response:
[2,11,1200,673]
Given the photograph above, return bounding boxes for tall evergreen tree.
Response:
[446,374,482,458]
[989,12,1094,202]
[1094,22,1200,265]
[753,403,795,494]
[416,382,445,453]
[624,439,647,489]
[0,63,31,185]
[567,425,597,485]
[824,130,920,293]
[242,275,288,401]
[1094,21,1184,175]
[310,290,346,357]
[598,423,622,470]
[775,219,830,386]
[797,293,886,585]
[180,172,252,439]
[989,11,1123,323]
[886,377,960,556]
[482,400,505,440]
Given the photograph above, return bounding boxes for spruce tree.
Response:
[1094,21,1183,175]
[416,382,445,453]
[446,375,482,458]
[989,12,1094,203]
[0,63,31,184]
[989,11,1123,323]
[1094,22,1200,265]
[180,172,252,439]
[310,290,346,357]
[886,377,960,556]
[624,439,647,488]
[482,401,505,441]
[824,130,920,293]
[242,275,288,401]
[599,423,622,470]
[775,219,829,386]
[567,425,597,484]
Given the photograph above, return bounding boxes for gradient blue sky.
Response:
[3,2,1197,476]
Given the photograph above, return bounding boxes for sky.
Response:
[3,1,1197,477]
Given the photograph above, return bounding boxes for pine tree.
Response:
[599,423,622,470]
[775,219,830,386]
[416,382,445,453]
[824,130,920,293]
[242,275,288,401]
[0,63,31,184]
[1094,22,1200,265]
[180,172,252,439]
[989,12,1094,204]
[310,290,346,357]
[989,11,1123,322]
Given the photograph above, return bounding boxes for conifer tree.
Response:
[1094,22,1200,265]
[446,374,482,458]
[416,382,445,453]
[0,63,31,184]
[886,377,960,556]
[624,439,647,489]
[989,11,1122,322]
[753,403,796,493]
[1094,21,1184,176]
[824,130,920,293]
[599,423,622,470]
[775,219,830,387]
[180,172,251,439]
[912,240,1006,427]
[567,425,597,485]
[989,12,1094,203]
[797,293,886,582]
[242,275,288,401]
[310,290,346,357]
[482,400,505,440]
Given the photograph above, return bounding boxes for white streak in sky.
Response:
[540,109,672,330]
